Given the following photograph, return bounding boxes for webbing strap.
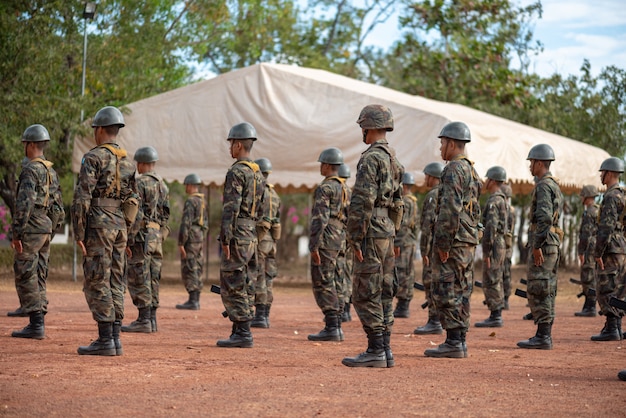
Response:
[30,157,53,208]
[191,193,205,227]
[99,144,128,198]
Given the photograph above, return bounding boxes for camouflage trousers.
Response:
[422,258,438,320]
[503,248,513,300]
[482,245,505,311]
[431,245,475,330]
[580,252,597,297]
[526,245,559,325]
[14,233,50,314]
[181,242,204,293]
[352,237,395,336]
[127,230,163,309]
[220,238,256,322]
[82,227,127,323]
[395,243,416,301]
[311,248,343,316]
[596,253,626,317]
[339,248,354,304]
[255,238,277,305]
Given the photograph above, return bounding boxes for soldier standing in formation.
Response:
[591,157,625,341]
[308,147,348,342]
[392,172,419,318]
[575,185,599,317]
[251,157,282,329]
[11,124,64,340]
[500,183,515,310]
[414,162,444,335]
[425,122,482,359]
[475,166,508,328]
[72,106,138,356]
[517,144,563,350]
[175,174,208,310]
[217,122,265,348]
[123,146,170,333]
[337,163,354,322]
[343,105,403,368]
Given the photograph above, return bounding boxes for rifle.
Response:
[209,285,229,318]
[421,300,429,309]
[569,278,596,298]
[413,282,425,291]
[474,281,483,288]
[515,288,527,299]
[609,297,626,311]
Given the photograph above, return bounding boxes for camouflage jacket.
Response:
[594,183,626,257]
[347,140,404,251]
[309,176,348,252]
[12,157,64,238]
[72,143,137,239]
[578,203,598,256]
[129,171,170,244]
[179,193,207,245]
[260,183,282,243]
[395,194,419,247]
[529,172,563,249]
[220,159,265,243]
[481,189,508,255]
[419,185,439,258]
[434,155,482,251]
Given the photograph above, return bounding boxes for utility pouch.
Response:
[389,202,404,232]
[122,197,139,226]
[256,219,271,241]
[271,222,282,240]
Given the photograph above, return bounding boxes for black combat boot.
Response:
[77,322,116,356]
[251,305,269,328]
[308,312,343,341]
[150,307,158,332]
[460,329,468,358]
[591,315,621,341]
[266,305,271,328]
[176,290,200,310]
[382,332,394,368]
[424,329,465,358]
[413,317,444,335]
[393,299,410,318]
[475,309,503,328]
[522,312,533,320]
[121,307,152,333]
[517,322,552,349]
[216,321,254,348]
[11,311,45,340]
[342,333,387,368]
[112,320,123,356]
[341,302,352,322]
[7,306,28,317]
[575,295,597,317]
[619,370,626,381]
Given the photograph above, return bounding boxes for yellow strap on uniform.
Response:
[327,176,349,220]
[100,144,128,198]
[191,192,205,227]
[235,160,260,216]
[31,157,53,208]
[406,195,418,202]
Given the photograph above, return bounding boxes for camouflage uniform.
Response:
[503,202,516,307]
[393,193,419,307]
[255,183,281,306]
[339,187,353,321]
[72,144,137,324]
[179,193,207,294]
[419,185,440,324]
[577,201,599,304]
[480,188,508,312]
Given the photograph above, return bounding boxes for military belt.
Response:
[372,207,389,217]
[145,221,161,230]
[236,218,256,228]
[91,198,121,208]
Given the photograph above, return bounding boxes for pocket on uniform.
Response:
[597,268,617,294]
[527,279,549,299]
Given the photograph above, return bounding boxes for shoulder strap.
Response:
[30,157,53,207]
[191,192,205,227]
[99,144,128,198]
[406,195,418,202]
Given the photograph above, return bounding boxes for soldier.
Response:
[414,162,444,335]
[342,104,403,368]
[392,172,419,318]
[175,174,208,310]
[338,163,354,322]
[250,157,282,329]
[11,124,64,340]
[72,106,138,356]
[574,185,599,317]
[517,144,563,350]
[475,166,508,328]
[424,122,482,359]
[122,146,170,333]
[217,122,265,348]
[591,157,625,341]
[308,147,348,342]
[501,183,516,310]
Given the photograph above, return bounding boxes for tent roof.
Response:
[72,63,609,194]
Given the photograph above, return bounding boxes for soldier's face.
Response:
[529,159,537,176]
[439,138,448,160]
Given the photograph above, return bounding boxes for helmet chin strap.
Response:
[362,129,368,144]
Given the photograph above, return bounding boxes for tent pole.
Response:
[205,185,210,285]
[72,173,77,282]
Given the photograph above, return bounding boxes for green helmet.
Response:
[338,163,351,179]
[134,146,159,163]
[438,121,471,142]
[579,184,599,198]
[501,183,513,198]
[227,122,257,141]
[183,173,202,185]
[92,106,125,127]
[527,144,555,161]
[599,157,624,173]
[423,162,444,179]
[318,147,344,165]
[356,104,394,131]
[485,166,507,182]
[402,172,415,185]
[255,158,272,173]
[21,124,50,142]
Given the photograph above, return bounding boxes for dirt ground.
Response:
[0,263,625,418]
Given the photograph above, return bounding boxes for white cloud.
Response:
[538,0,626,28]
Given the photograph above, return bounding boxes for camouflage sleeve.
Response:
[160,181,171,227]
[419,189,437,256]
[128,178,147,243]
[347,155,377,251]
[12,168,37,240]
[50,169,65,230]
[594,192,620,258]
[178,198,194,246]
[532,181,555,249]
[434,164,464,252]
[272,189,282,222]
[220,168,243,243]
[71,154,99,241]
[309,183,331,252]
[578,210,593,255]
[482,198,497,254]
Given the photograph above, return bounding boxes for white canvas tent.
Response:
[72,63,610,194]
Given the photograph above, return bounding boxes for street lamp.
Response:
[80,2,97,122]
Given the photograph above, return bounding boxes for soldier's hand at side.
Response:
[484,256,491,269]
[438,249,449,263]
[423,255,430,267]
[77,240,87,256]
[355,249,364,263]
[311,250,321,266]
[125,246,132,258]
[595,257,604,270]
[394,246,400,257]
[532,248,544,267]
[578,254,584,265]
[222,244,230,260]
[11,240,22,254]
[179,245,187,260]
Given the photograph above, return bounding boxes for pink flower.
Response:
[291,215,299,224]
